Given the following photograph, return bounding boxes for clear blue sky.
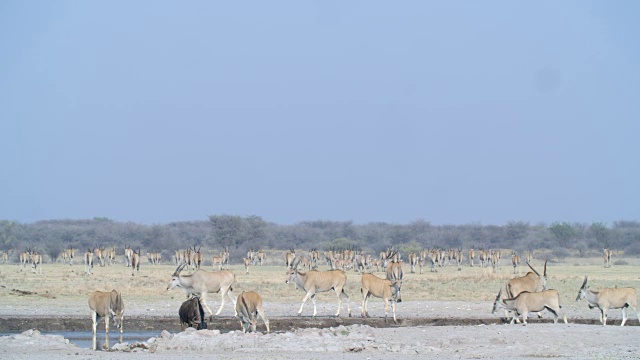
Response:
[1,1,639,225]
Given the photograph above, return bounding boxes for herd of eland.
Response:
[3,246,637,351]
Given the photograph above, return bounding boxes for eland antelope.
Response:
[492,288,567,325]
[243,257,251,274]
[236,291,270,334]
[30,250,42,274]
[408,253,418,274]
[167,263,237,317]
[124,245,133,267]
[511,251,520,274]
[131,249,140,276]
[468,248,475,267]
[85,248,94,275]
[576,276,638,326]
[505,260,548,321]
[256,251,266,266]
[284,248,296,271]
[20,249,30,271]
[385,259,404,303]
[88,289,125,350]
[603,248,613,268]
[361,273,400,323]
[286,257,351,317]
[1,251,7,264]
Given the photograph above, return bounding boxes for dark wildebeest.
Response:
[179,296,208,330]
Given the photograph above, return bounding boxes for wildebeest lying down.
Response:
[179,296,208,330]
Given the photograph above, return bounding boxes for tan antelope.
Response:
[408,253,418,274]
[146,252,154,265]
[492,288,567,325]
[88,289,125,350]
[526,250,533,264]
[194,246,203,270]
[284,248,296,271]
[221,247,230,269]
[96,246,106,267]
[235,291,270,334]
[385,258,404,303]
[167,263,237,317]
[124,245,133,267]
[506,260,548,321]
[256,251,266,266]
[361,272,401,323]
[603,248,613,268]
[85,248,94,275]
[131,249,140,276]
[468,248,475,267]
[19,249,30,271]
[63,247,76,265]
[576,276,638,326]
[30,250,42,274]
[108,247,116,266]
[212,254,226,270]
[243,257,251,274]
[286,257,351,317]
[428,249,439,272]
[175,250,181,266]
[247,249,256,264]
[1,251,7,264]
[511,251,520,274]
[456,248,464,270]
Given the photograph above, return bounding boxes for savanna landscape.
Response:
[1,247,638,359]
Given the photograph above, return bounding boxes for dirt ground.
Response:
[1,298,639,359]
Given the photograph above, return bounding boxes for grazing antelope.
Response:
[286,257,351,317]
[284,248,296,271]
[179,296,207,331]
[30,250,42,274]
[131,249,140,276]
[124,245,133,267]
[88,289,125,350]
[236,291,270,334]
[468,248,475,267]
[167,263,237,317]
[511,251,520,274]
[361,273,400,323]
[85,248,94,275]
[243,258,251,274]
[576,276,638,326]
[492,288,567,325]
[603,248,613,268]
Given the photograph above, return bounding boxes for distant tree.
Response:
[589,222,610,248]
[0,220,16,249]
[549,222,574,248]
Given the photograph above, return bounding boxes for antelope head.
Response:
[109,290,125,328]
[167,264,187,290]
[576,276,589,301]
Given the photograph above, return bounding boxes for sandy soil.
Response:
[1,298,639,359]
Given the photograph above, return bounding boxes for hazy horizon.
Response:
[2,1,639,226]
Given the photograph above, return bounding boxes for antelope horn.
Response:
[526,261,540,276]
[581,276,588,289]
[496,288,503,300]
[543,260,548,276]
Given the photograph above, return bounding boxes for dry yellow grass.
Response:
[0,256,638,312]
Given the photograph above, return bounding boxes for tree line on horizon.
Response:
[0,217,639,262]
